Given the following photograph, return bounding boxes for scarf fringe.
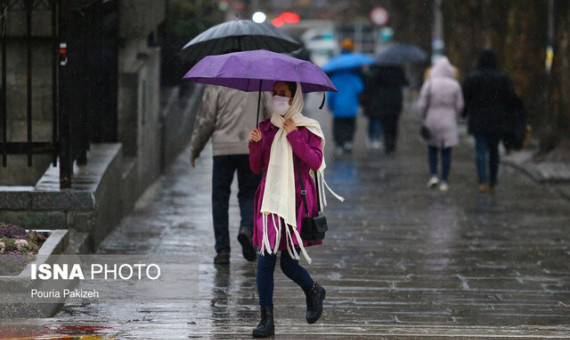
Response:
[315,170,344,210]
[260,214,272,256]
[260,212,312,264]
[290,224,311,264]
[323,176,344,203]
[272,214,281,254]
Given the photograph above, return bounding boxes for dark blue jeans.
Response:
[367,116,382,142]
[428,146,452,182]
[257,250,314,307]
[474,134,501,184]
[212,155,260,253]
[379,111,401,153]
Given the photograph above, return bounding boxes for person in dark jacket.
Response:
[462,49,516,192]
[361,66,408,154]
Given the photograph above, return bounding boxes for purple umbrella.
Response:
[184,49,336,92]
[184,50,336,125]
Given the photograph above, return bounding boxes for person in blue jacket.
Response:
[327,39,364,155]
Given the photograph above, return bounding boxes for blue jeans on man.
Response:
[212,155,260,259]
[474,134,501,184]
[367,117,382,144]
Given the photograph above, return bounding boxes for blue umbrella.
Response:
[321,53,375,73]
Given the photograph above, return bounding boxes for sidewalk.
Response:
[456,122,570,201]
[502,149,570,200]
[1,93,569,339]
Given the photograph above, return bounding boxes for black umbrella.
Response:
[180,19,301,63]
[375,43,428,65]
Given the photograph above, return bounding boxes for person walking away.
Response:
[327,39,364,155]
[418,57,464,191]
[462,49,516,193]
[190,85,271,264]
[248,81,342,337]
[362,66,408,154]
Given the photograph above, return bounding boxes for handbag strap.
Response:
[294,155,320,216]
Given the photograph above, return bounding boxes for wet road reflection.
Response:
[0,324,117,339]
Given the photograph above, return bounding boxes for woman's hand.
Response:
[283,118,297,134]
[249,127,262,143]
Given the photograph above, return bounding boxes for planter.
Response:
[0,229,76,318]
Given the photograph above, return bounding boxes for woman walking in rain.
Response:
[248,81,335,337]
[418,56,464,191]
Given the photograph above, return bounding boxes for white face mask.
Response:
[272,95,291,116]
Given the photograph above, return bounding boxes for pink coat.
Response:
[418,58,464,148]
[249,119,323,250]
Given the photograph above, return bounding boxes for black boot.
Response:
[252,305,274,337]
[304,282,326,324]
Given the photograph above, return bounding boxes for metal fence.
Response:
[0,0,115,189]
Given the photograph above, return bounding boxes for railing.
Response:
[0,0,91,189]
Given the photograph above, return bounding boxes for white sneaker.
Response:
[439,182,449,192]
[371,141,382,149]
[427,176,439,188]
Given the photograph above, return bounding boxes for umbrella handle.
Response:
[319,92,326,109]
[256,79,262,127]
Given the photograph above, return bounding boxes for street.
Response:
[1,93,569,339]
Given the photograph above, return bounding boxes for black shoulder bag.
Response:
[295,156,328,242]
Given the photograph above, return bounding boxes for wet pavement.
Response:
[1,93,569,339]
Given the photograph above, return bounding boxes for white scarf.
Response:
[259,82,344,263]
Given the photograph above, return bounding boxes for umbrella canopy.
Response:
[180,19,301,62]
[321,53,375,73]
[183,49,337,93]
[375,43,428,65]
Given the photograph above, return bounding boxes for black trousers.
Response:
[379,112,401,153]
[333,117,356,148]
[212,155,260,253]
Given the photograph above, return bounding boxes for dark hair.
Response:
[285,81,297,95]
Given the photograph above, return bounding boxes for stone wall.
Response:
[0,144,122,251]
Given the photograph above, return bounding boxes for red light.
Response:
[280,12,300,24]
[59,48,67,55]
[272,17,284,27]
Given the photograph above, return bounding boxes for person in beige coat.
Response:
[190,85,271,264]
[417,57,464,191]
